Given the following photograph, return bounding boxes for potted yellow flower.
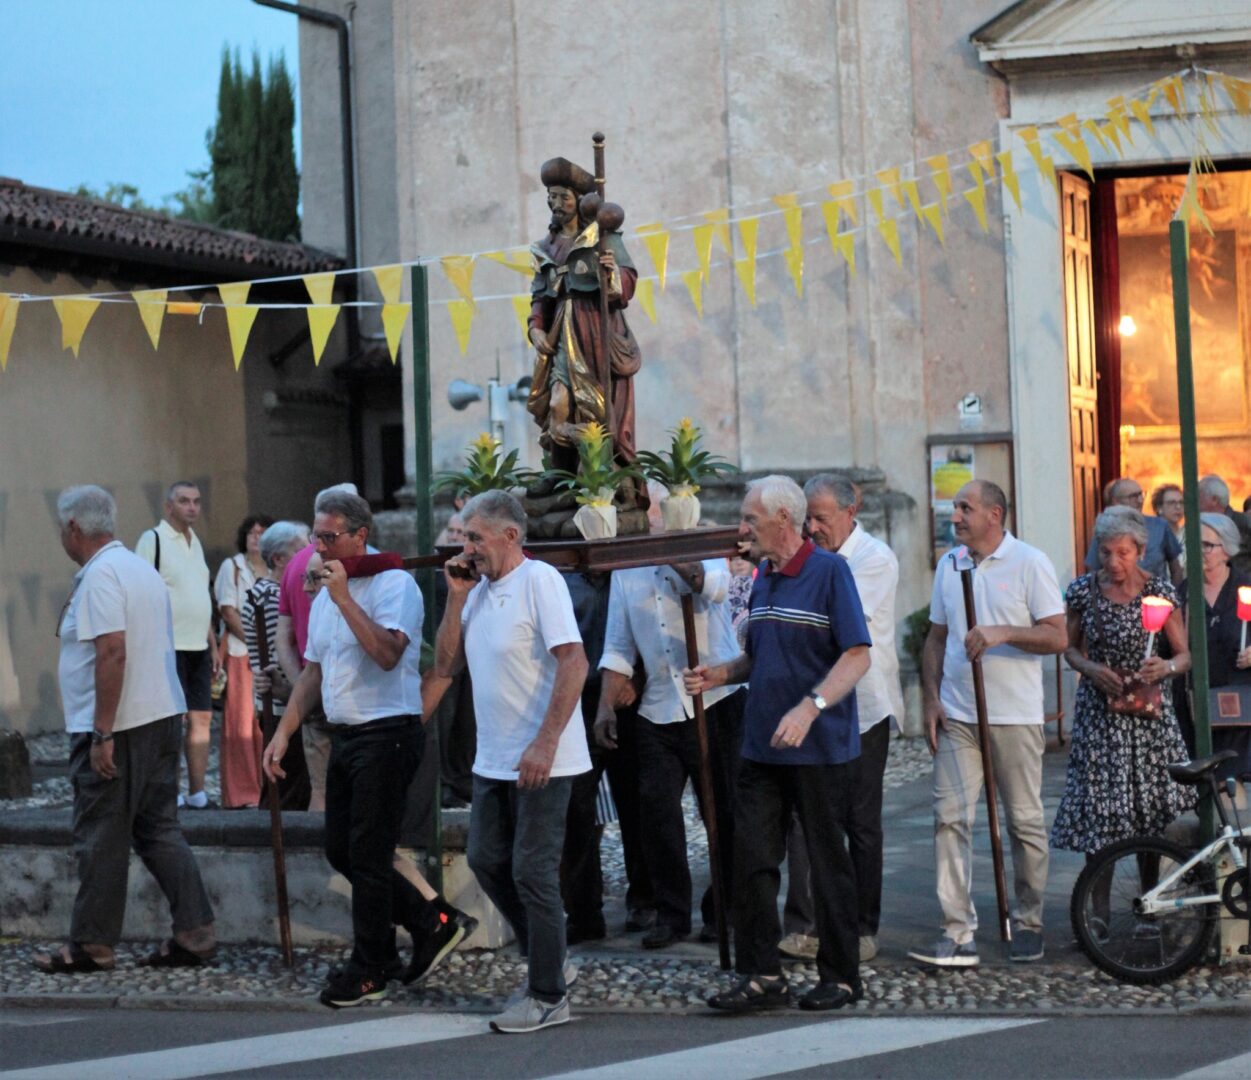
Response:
[433,432,535,499]
[634,417,737,531]
[550,422,641,539]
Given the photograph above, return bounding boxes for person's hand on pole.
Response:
[683,664,718,696]
[262,728,289,782]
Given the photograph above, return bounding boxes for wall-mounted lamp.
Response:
[448,375,533,444]
[1118,315,1137,337]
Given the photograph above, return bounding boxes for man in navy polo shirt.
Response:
[685,475,870,1013]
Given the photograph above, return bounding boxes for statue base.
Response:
[522,480,650,539]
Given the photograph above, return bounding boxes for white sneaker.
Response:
[778,933,819,960]
[489,994,569,1034]
[859,935,878,962]
[505,960,579,1007]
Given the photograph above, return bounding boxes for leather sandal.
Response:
[33,944,115,974]
[143,939,216,968]
[707,975,791,1012]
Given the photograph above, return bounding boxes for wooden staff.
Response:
[251,596,295,967]
[591,131,619,439]
[959,567,1012,943]
[680,591,731,970]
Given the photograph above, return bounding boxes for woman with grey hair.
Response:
[1051,506,1194,872]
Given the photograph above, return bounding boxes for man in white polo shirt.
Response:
[35,486,215,975]
[263,490,464,1009]
[912,480,1066,968]
[436,490,590,1035]
[135,481,218,809]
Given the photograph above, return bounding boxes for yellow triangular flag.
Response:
[635,277,659,323]
[1051,129,1094,181]
[1019,129,1059,198]
[1055,112,1081,137]
[995,150,1022,210]
[225,305,260,371]
[218,281,251,307]
[372,265,404,304]
[783,245,804,298]
[1221,75,1251,116]
[1198,74,1220,135]
[52,297,102,358]
[828,181,858,225]
[968,140,996,182]
[1129,95,1157,138]
[1105,96,1134,140]
[875,167,905,209]
[702,209,732,255]
[483,249,537,276]
[511,295,532,342]
[835,232,856,276]
[635,224,669,290]
[693,223,714,281]
[901,179,924,221]
[1158,75,1186,117]
[303,272,336,307]
[1081,118,1109,152]
[306,305,340,366]
[925,155,952,210]
[867,188,886,224]
[732,258,756,308]
[1098,119,1123,156]
[737,217,759,262]
[875,219,902,266]
[0,295,18,371]
[447,299,474,355]
[681,269,704,318]
[440,255,477,311]
[132,288,167,350]
[963,177,989,232]
[921,204,945,245]
[771,193,803,249]
[820,202,842,253]
[381,302,410,363]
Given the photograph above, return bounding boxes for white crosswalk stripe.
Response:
[1174,1049,1251,1079]
[539,1017,1044,1080]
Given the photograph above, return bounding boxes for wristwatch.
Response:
[807,692,829,711]
[90,728,113,745]
[1168,660,1177,675]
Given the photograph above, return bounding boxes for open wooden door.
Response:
[1061,171,1099,571]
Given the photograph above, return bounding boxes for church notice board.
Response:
[927,434,1015,569]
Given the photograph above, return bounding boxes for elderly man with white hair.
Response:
[1198,474,1251,574]
[35,485,215,975]
[685,475,871,1013]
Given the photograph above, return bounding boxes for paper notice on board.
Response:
[931,444,976,562]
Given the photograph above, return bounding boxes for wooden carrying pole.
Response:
[680,592,731,970]
[959,567,1012,943]
[591,131,618,438]
[251,598,295,967]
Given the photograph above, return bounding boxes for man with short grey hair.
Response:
[1083,477,1181,583]
[36,486,216,975]
[1198,474,1251,574]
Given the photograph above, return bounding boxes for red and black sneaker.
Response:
[319,969,388,1008]
[403,909,477,985]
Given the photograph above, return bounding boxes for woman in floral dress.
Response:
[1051,506,1194,858]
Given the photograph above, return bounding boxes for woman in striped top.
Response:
[242,522,310,720]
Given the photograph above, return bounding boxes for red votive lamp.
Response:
[1141,595,1173,660]
[1237,585,1251,651]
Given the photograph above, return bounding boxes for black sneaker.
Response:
[403,910,476,985]
[330,958,403,983]
[319,970,387,1009]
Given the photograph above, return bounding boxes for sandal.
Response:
[33,944,115,974]
[143,939,216,968]
[707,975,791,1012]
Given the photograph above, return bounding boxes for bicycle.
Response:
[1070,749,1251,984]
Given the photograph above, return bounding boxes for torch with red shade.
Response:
[1237,585,1251,652]
[1140,595,1173,661]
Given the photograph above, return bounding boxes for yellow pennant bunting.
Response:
[218,281,251,308]
[1051,129,1094,181]
[834,231,855,276]
[52,297,101,358]
[225,305,260,371]
[732,258,756,308]
[1158,75,1186,117]
[511,294,532,342]
[1098,120,1123,156]
[1129,94,1157,138]
[635,224,669,290]
[440,255,477,310]
[925,155,952,210]
[132,288,167,350]
[771,193,803,249]
[995,150,1022,210]
[875,219,902,266]
[681,269,704,318]
[634,277,659,323]
[693,223,715,281]
[1198,75,1220,135]
[307,305,340,366]
[1105,96,1133,141]
[921,204,945,245]
[901,179,924,221]
[1081,118,1109,152]
[737,217,759,262]
[963,176,989,232]
[381,303,410,363]
[867,188,886,225]
[875,168,904,209]
[783,245,804,298]
[1221,75,1251,116]
[1055,112,1081,137]
[0,295,18,371]
[827,181,858,225]
[967,140,995,183]
[1018,128,1059,197]
[371,265,404,304]
[448,299,474,355]
[303,272,336,307]
[702,209,732,255]
[483,249,536,276]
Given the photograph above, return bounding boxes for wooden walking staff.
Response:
[958,567,1012,944]
[251,597,295,968]
[680,592,732,970]
[588,131,619,438]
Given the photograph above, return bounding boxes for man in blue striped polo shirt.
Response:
[686,475,871,1013]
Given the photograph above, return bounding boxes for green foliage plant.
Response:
[434,433,535,500]
[634,417,737,494]
[550,423,642,506]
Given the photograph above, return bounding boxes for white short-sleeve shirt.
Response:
[214,554,258,657]
[304,570,423,724]
[461,558,591,781]
[837,523,905,733]
[58,542,186,734]
[929,532,1065,725]
[134,520,212,651]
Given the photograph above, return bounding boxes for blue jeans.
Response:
[468,774,574,1003]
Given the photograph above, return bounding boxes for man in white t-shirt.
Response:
[911,480,1067,969]
[35,486,215,976]
[436,490,590,1035]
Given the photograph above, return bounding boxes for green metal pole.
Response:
[1169,219,1213,839]
[410,263,443,892]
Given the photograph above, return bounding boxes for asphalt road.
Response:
[1,1007,1248,1079]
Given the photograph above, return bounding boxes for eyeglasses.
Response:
[304,569,328,587]
[313,530,353,546]
[1200,541,1222,552]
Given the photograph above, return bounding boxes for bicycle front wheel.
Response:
[1070,835,1217,985]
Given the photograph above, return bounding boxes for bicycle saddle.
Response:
[1167,750,1238,785]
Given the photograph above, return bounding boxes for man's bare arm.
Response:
[964,613,1067,661]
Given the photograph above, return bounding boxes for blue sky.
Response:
[0,0,299,204]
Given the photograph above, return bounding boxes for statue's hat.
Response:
[540,157,596,196]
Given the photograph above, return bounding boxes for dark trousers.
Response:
[784,718,890,937]
[324,718,440,976]
[433,670,476,804]
[637,689,745,934]
[735,756,859,988]
[562,695,652,932]
[69,715,214,945]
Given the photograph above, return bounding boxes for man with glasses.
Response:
[1083,477,1181,584]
